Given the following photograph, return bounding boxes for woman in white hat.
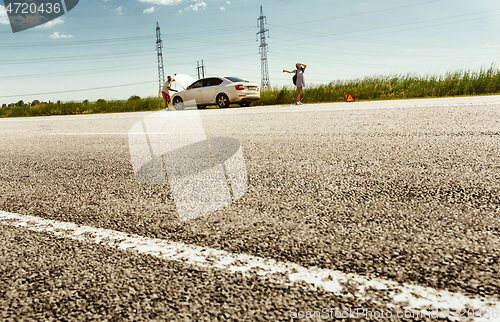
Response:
[283,62,307,105]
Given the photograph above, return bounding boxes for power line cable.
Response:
[0,35,153,48]
[0,49,155,65]
[0,62,156,80]
[59,5,257,19]
[268,9,500,50]
[267,0,443,28]
[0,81,157,99]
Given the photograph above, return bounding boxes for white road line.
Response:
[1,210,499,321]
[50,133,164,135]
[0,114,149,122]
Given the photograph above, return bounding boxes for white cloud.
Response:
[35,17,64,28]
[0,5,10,25]
[185,1,206,11]
[220,6,225,11]
[140,0,207,12]
[1,9,64,30]
[49,32,74,39]
[143,6,155,13]
[139,0,184,5]
[483,44,500,49]
[116,6,123,14]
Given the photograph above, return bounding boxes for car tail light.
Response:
[235,84,245,90]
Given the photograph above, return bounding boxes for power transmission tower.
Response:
[257,6,270,89]
[156,22,165,97]
[197,60,206,79]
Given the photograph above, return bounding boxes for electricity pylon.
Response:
[257,6,270,89]
[156,22,165,96]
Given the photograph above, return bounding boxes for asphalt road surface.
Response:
[1,96,499,321]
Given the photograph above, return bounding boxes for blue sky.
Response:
[1,0,500,106]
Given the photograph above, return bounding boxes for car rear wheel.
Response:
[172,96,184,110]
[216,94,230,108]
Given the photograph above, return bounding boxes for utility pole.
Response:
[156,22,165,96]
[257,5,270,89]
[197,60,206,80]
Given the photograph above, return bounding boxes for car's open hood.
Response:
[171,74,196,91]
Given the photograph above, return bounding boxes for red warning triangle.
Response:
[346,92,355,102]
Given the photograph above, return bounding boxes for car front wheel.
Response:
[172,96,184,110]
[216,94,230,108]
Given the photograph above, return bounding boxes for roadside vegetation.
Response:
[2,66,500,117]
[257,66,500,105]
[0,96,163,118]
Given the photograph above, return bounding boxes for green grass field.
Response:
[256,65,500,105]
[2,66,500,118]
[0,96,162,118]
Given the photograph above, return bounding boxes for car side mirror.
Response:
[187,86,191,90]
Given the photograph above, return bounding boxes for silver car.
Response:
[171,76,260,109]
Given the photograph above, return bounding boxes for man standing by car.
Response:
[162,75,178,108]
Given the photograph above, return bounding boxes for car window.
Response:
[206,78,223,87]
[189,80,204,89]
[225,77,247,83]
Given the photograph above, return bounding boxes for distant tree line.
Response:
[1,96,143,108]
[1,99,49,108]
